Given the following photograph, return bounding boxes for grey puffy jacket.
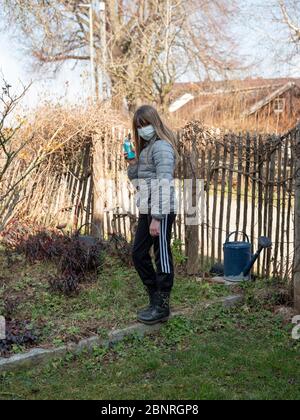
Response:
[127,137,176,220]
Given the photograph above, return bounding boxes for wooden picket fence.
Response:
[7,124,297,280]
[176,127,296,279]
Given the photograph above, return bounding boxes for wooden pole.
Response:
[79,2,96,99]
[99,1,107,100]
[294,125,300,311]
[89,4,96,99]
[184,143,200,276]
[91,133,104,238]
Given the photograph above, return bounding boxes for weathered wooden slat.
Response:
[184,132,200,275]
[211,142,220,263]
[280,137,288,279]
[84,175,92,235]
[44,174,61,226]
[178,132,183,253]
[218,136,228,262]
[251,135,258,255]
[266,137,276,278]
[200,149,206,268]
[121,128,128,240]
[243,133,251,239]
[206,147,212,264]
[257,135,264,276]
[262,137,271,278]
[294,126,300,311]
[235,134,243,239]
[286,133,294,280]
[273,139,282,277]
[75,142,91,230]
[226,135,235,238]
[70,161,83,230]
[73,148,89,230]
[104,127,111,238]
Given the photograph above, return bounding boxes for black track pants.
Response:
[132,213,176,292]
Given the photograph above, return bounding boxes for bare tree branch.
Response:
[2,0,241,109]
[279,0,300,41]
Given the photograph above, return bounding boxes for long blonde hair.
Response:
[132,105,178,162]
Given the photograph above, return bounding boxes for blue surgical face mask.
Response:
[138,125,156,141]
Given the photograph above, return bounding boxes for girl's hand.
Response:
[150,218,160,237]
[124,152,137,166]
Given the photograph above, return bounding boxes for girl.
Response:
[125,105,177,325]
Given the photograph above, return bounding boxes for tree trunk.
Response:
[294,126,300,311]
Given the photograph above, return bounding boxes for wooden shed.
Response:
[168,78,300,133]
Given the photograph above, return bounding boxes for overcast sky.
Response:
[0,0,299,111]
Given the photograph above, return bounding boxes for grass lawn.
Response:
[0,246,230,351]
[1,304,299,400]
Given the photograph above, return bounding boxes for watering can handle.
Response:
[226,231,250,243]
[76,222,102,238]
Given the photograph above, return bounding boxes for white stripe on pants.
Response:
[159,215,170,274]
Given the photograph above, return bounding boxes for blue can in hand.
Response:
[123,133,136,160]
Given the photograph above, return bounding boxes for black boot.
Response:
[137,291,171,325]
[137,286,157,318]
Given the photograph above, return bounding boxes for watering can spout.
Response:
[243,236,272,277]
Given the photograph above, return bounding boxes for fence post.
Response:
[294,126,300,312]
[91,133,104,238]
[184,142,200,275]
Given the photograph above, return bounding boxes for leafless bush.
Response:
[0,79,82,232]
[0,88,129,233]
[0,80,35,232]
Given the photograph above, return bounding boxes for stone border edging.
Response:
[0,294,243,373]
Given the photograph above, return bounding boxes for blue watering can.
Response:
[221,231,272,282]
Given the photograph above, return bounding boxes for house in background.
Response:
[168,78,300,133]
